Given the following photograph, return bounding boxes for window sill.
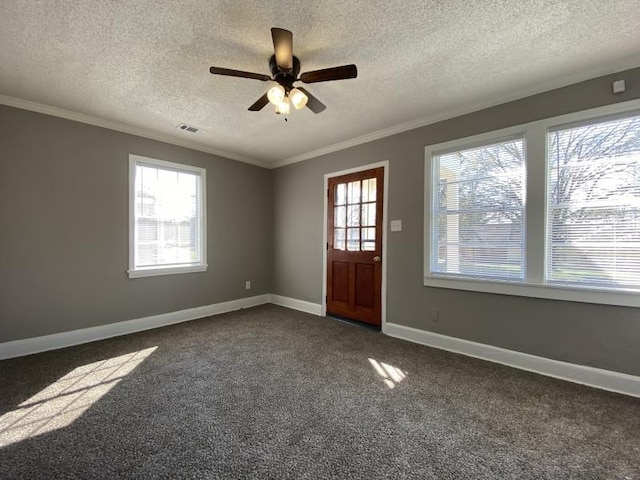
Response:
[128,264,208,279]
[424,275,640,308]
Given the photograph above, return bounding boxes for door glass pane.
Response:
[334,228,346,250]
[335,183,346,206]
[361,204,376,226]
[334,206,346,228]
[347,205,361,227]
[347,228,360,251]
[362,178,377,202]
[347,181,361,204]
[362,227,376,251]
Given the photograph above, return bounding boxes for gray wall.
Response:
[0,106,273,342]
[273,67,640,376]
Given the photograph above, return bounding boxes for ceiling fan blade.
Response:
[297,87,326,114]
[209,66,271,81]
[271,27,293,71]
[248,93,270,111]
[300,64,358,83]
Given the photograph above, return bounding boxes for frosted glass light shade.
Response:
[267,85,285,105]
[289,88,308,110]
[276,96,291,115]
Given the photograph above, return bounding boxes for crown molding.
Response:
[3,54,640,171]
[0,95,269,169]
[272,55,640,169]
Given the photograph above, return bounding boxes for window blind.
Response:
[431,136,526,281]
[134,162,202,268]
[547,114,640,289]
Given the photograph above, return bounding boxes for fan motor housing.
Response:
[269,55,300,89]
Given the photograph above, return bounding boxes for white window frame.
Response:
[429,133,527,282]
[128,154,207,279]
[424,98,640,308]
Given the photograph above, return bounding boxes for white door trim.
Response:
[322,161,390,330]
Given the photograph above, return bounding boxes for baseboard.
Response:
[270,295,323,316]
[0,294,271,360]
[384,323,640,398]
[10,297,635,399]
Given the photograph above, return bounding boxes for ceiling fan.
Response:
[209,28,357,115]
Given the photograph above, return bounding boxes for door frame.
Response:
[322,160,389,332]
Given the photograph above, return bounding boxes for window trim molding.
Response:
[128,154,207,279]
[424,98,640,307]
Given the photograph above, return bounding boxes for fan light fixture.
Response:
[269,86,307,115]
[267,85,309,115]
[210,28,357,115]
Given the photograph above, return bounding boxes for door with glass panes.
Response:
[327,167,384,326]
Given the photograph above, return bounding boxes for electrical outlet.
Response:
[245,281,251,290]
[429,308,439,323]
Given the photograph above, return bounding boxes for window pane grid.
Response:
[332,179,377,251]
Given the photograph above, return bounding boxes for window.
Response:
[431,136,525,281]
[128,155,206,278]
[547,115,640,289]
[425,99,640,307]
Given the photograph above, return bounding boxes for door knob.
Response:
[373,256,381,262]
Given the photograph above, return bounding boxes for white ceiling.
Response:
[1,1,640,168]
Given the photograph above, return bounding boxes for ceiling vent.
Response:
[178,123,199,133]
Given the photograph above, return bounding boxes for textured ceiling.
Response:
[1,1,640,167]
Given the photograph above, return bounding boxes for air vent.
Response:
[178,123,199,133]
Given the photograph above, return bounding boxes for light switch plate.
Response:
[390,220,402,232]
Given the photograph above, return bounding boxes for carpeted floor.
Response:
[0,304,639,479]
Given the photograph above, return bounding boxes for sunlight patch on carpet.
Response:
[368,358,407,389]
[0,346,157,447]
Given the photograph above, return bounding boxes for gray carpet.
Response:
[0,304,639,479]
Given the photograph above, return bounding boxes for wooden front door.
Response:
[327,167,384,326]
